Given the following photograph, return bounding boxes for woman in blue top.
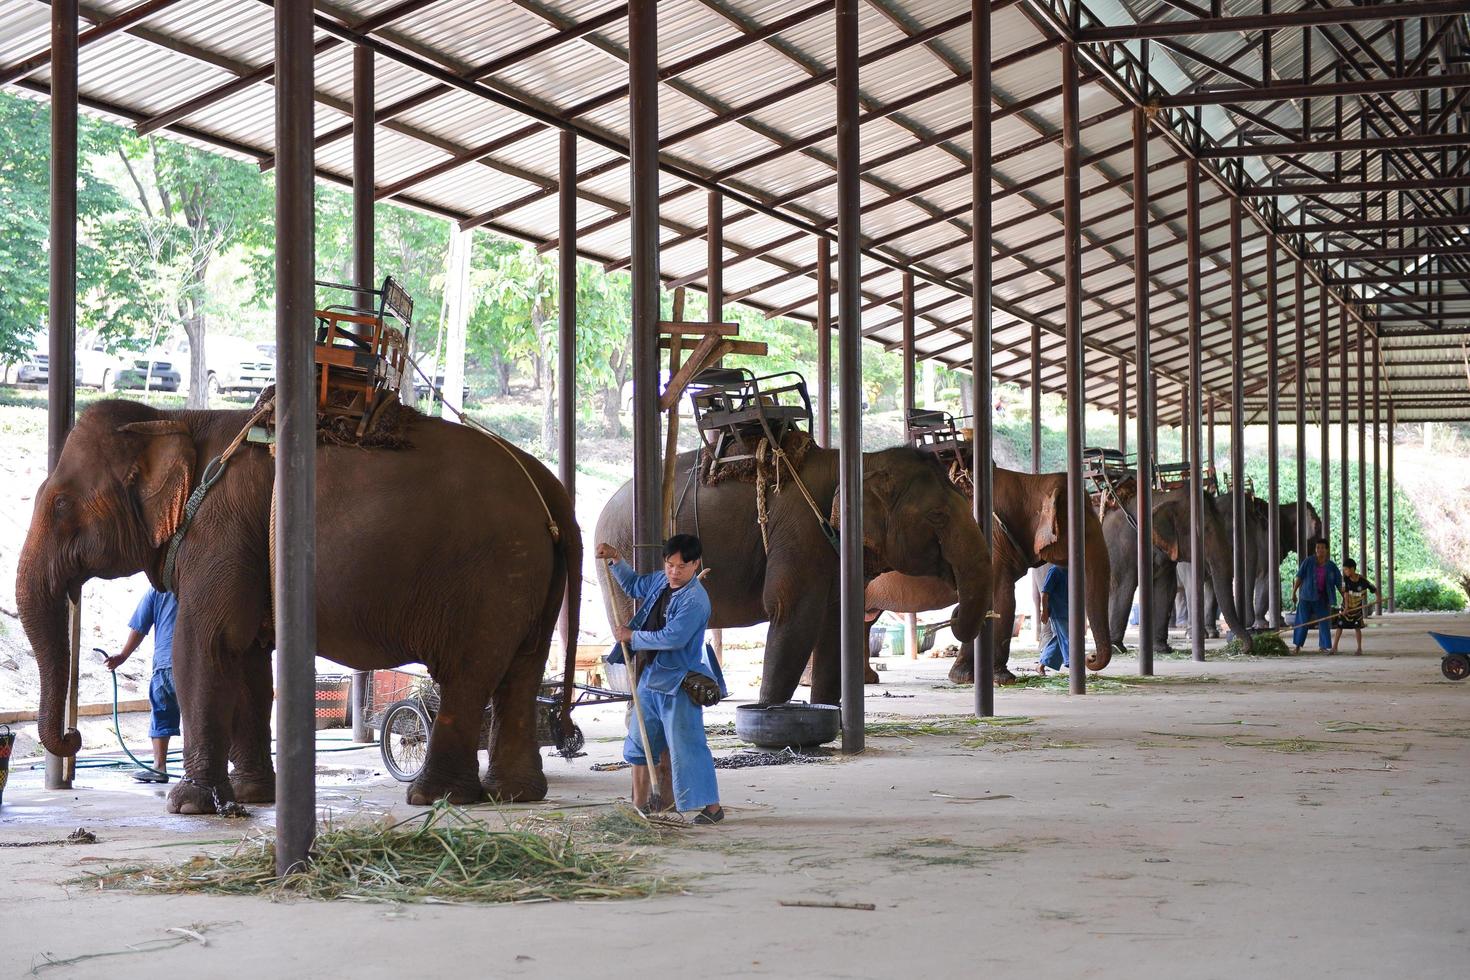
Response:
[598,535,725,825]
[1290,538,1342,655]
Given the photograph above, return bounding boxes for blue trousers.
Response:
[148,667,180,738]
[1039,622,1070,670]
[1292,599,1332,650]
[623,685,719,812]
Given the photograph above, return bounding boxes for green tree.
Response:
[469,239,558,445]
[114,135,271,406]
[0,93,133,363]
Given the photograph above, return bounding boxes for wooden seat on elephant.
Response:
[690,367,813,471]
[311,276,413,440]
[907,409,972,464]
[1083,447,1133,493]
[1154,461,1217,495]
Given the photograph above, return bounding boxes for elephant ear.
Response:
[1033,487,1066,564]
[118,421,196,548]
[1151,502,1183,562]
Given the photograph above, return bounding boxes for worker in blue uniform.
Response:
[598,534,726,825]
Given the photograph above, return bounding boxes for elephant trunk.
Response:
[1203,533,1253,653]
[15,566,82,759]
[940,497,988,643]
[1083,512,1113,671]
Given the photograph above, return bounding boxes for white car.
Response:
[14,332,131,390]
[168,335,276,398]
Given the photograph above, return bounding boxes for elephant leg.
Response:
[758,566,835,705]
[1107,559,1137,651]
[483,650,549,803]
[166,625,243,815]
[808,613,842,705]
[948,639,974,685]
[1151,561,1177,652]
[863,618,881,686]
[227,643,276,804]
[991,585,1018,685]
[409,673,494,806]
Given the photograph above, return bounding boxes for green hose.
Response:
[24,672,377,773]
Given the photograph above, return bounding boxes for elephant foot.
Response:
[406,770,488,807]
[166,777,236,815]
[1204,628,1221,639]
[995,667,1018,686]
[482,769,549,804]
[864,665,881,685]
[229,772,277,804]
[947,659,975,685]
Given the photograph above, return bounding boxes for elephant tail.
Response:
[555,513,583,756]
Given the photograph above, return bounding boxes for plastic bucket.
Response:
[0,725,14,808]
[314,675,351,730]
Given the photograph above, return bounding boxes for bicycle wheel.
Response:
[380,699,432,782]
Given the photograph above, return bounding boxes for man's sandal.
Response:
[694,806,725,825]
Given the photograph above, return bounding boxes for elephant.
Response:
[1103,482,1254,653]
[17,399,581,814]
[594,443,989,707]
[864,466,1115,686]
[1247,498,1321,627]
[1198,494,1320,630]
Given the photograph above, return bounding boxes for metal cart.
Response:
[365,668,632,783]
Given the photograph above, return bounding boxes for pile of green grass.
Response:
[1223,632,1290,657]
[87,802,667,904]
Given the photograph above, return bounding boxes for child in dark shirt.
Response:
[1331,559,1378,656]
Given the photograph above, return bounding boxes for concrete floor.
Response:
[2,612,1467,979]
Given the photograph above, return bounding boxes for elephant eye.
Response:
[926,508,947,526]
[52,494,69,515]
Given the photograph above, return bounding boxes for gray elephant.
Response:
[17,399,581,814]
[595,444,989,707]
[1103,483,1254,653]
[864,466,1115,685]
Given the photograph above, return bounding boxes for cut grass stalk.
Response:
[85,801,668,904]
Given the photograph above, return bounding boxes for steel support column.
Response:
[558,131,577,511]
[1229,198,1247,629]
[1294,265,1307,560]
[901,272,916,421]
[274,0,317,876]
[629,0,661,574]
[1132,106,1154,676]
[1265,235,1281,628]
[1372,336,1382,600]
[707,191,724,319]
[1339,307,1350,557]
[44,0,79,792]
[836,0,865,749]
[1356,324,1367,569]
[972,0,995,715]
[1387,404,1395,611]
[1319,290,1331,548]
[1117,361,1127,452]
[816,238,832,447]
[349,42,374,743]
[1186,159,1206,663]
[1030,317,1041,473]
[1062,39,1086,695]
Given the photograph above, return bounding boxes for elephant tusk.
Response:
[985,610,1001,619]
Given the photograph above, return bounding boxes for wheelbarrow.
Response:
[1428,632,1470,681]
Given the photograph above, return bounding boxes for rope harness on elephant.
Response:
[162,401,275,592]
[751,436,838,554]
[1097,470,1139,533]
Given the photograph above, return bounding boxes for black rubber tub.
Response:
[735,702,841,749]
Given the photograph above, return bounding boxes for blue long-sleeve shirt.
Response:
[1295,556,1343,605]
[607,560,716,695]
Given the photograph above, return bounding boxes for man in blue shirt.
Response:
[1037,563,1070,674]
[1291,538,1342,655]
[597,534,725,825]
[105,588,179,783]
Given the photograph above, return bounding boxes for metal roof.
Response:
[3,0,1468,422]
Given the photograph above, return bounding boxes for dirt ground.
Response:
[2,613,1467,979]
